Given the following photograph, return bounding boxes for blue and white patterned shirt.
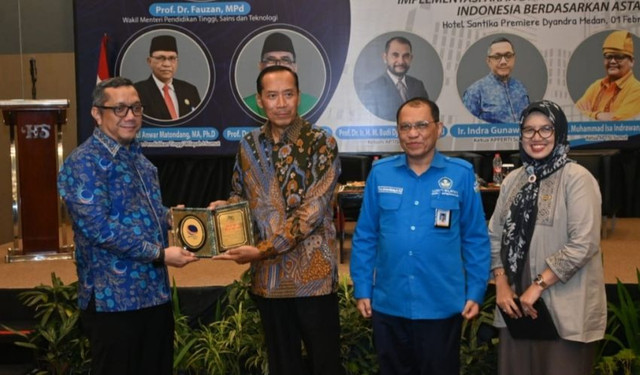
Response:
[462,73,530,123]
[58,128,170,312]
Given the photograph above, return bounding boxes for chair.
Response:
[567,149,621,238]
[441,151,487,180]
[338,154,372,184]
[336,154,373,262]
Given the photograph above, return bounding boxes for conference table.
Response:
[335,182,501,262]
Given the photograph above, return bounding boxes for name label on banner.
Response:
[149,2,251,17]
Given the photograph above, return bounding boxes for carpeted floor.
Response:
[0,218,638,289]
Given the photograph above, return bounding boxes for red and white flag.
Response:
[96,34,110,84]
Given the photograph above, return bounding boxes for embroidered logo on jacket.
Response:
[438,177,453,190]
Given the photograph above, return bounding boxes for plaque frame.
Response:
[170,202,254,257]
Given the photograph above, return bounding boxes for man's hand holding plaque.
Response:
[213,245,263,264]
[207,200,263,264]
[171,201,255,258]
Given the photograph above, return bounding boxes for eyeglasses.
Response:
[97,104,144,118]
[397,121,434,133]
[521,126,554,139]
[603,54,629,62]
[488,52,515,62]
[261,57,296,67]
[150,55,178,63]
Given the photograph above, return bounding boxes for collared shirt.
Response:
[386,69,407,89]
[152,74,180,116]
[576,71,640,120]
[462,73,530,123]
[58,128,170,312]
[229,116,341,298]
[350,152,490,319]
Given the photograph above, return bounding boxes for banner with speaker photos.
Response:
[74,0,640,155]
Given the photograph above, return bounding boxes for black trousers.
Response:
[254,293,345,375]
[372,310,462,375]
[80,300,174,375]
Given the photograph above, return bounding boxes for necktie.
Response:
[396,80,408,102]
[163,84,178,119]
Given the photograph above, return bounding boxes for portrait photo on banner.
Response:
[232,25,328,121]
[117,26,213,126]
[456,33,547,124]
[353,31,443,122]
[569,29,640,122]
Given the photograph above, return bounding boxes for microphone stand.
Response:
[30,58,37,99]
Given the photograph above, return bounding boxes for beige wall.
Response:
[0,53,77,244]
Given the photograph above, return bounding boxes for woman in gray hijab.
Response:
[488,100,607,375]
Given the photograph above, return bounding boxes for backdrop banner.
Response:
[74,0,640,155]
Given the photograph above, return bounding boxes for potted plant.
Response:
[7,273,90,375]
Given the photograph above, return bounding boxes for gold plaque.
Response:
[170,202,254,257]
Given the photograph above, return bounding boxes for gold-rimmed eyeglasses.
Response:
[261,57,296,67]
[397,121,433,133]
[150,55,178,63]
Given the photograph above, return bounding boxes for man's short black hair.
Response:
[385,36,412,53]
[487,37,515,55]
[256,65,300,94]
[396,97,440,123]
[92,77,135,107]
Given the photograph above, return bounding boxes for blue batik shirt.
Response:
[58,128,170,312]
[462,73,530,123]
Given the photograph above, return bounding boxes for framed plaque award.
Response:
[170,201,254,257]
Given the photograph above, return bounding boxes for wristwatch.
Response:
[534,274,547,289]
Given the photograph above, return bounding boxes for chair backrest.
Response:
[338,154,373,184]
[442,151,487,181]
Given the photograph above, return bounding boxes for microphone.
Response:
[30,58,37,99]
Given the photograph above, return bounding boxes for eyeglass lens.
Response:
[112,105,143,117]
[522,126,554,139]
[603,54,627,62]
[152,56,178,63]
[489,53,514,61]
[398,121,431,132]
[262,57,295,66]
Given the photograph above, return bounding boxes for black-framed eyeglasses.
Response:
[488,52,515,62]
[397,121,434,133]
[261,57,296,67]
[603,53,629,62]
[521,126,554,139]
[97,104,144,118]
[150,55,178,63]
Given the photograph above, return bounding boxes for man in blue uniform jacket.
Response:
[350,97,490,375]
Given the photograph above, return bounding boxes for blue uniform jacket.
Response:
[350,152,490,319]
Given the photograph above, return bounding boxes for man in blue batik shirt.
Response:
[58,77,198,375]
[350,97,490,375]
[462,37,530,123]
